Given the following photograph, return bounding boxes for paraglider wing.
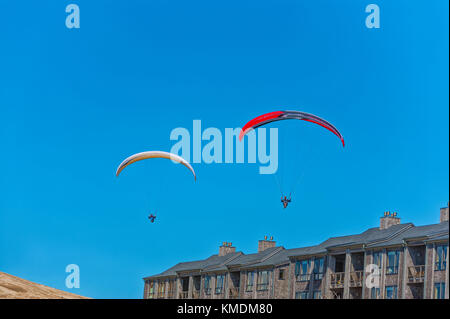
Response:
[239,110,345,147]
[115,151,196,180]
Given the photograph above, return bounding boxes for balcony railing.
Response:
[386,265,399,275]
[330,272,345,288]
[313,273,324,281]
[349,271,363,287]
[229,288,240,299]
[179,291,188,299]
[296,274,311,282]
[157,292,165,299]
[257,283,269,291]
[167,291,175,299]
[435,261,447,271]
[408,265,425,283]
[192,290,200,299]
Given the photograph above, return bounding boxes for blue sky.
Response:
[0,1,448,298]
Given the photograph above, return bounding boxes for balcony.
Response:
[157,292,165,299]
[408,265,425,283]
[330,272,345,288]
[386,265,399,275]
[229,288,240,299]
[349,271,363,287]
[179,291,188,299]
[296,274,311,282]
[167,290,175,299]
[257,283,269,291]
[192,289,200,299]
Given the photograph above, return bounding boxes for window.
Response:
[373,251,382,268]
[313,257,324,280]
[386,250,400,274]
[246,271,254,292]
[295,291,309,299]
[215,275,224,294]
[435,245,448,271]
[434,282,446,299]
[278,269,285,280]
[168,280,175,297]
[295,259,311,281]
[313,291,322,299]
[257,270,270,291]
[157,281,165,297]
[204,275,211,294]
[181,277,189,292]
[371,287,380,299]
[385,285,397,299]
[147,281,155,299]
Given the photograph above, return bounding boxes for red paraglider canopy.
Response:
[239,110,345,147]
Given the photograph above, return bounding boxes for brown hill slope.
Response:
[0,271,89,299]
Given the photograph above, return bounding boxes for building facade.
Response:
[143,204,449,299]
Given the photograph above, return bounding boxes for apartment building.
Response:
[143,204,449,299]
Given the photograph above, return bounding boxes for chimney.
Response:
[219,242,236,256]
[380,211,401,230]
[440,202,449,223]
[258,236,276,253]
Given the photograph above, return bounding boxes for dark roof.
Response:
[226,246,281,267]
[425,234,449,242]
[369,221,449,248]
[143,252,241,279]
[287,245,327,258]
[403,221,448,240]
[286,223,413,257]
[201,252,244,272]
[243,248,295,268]
[321,223,413,249]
